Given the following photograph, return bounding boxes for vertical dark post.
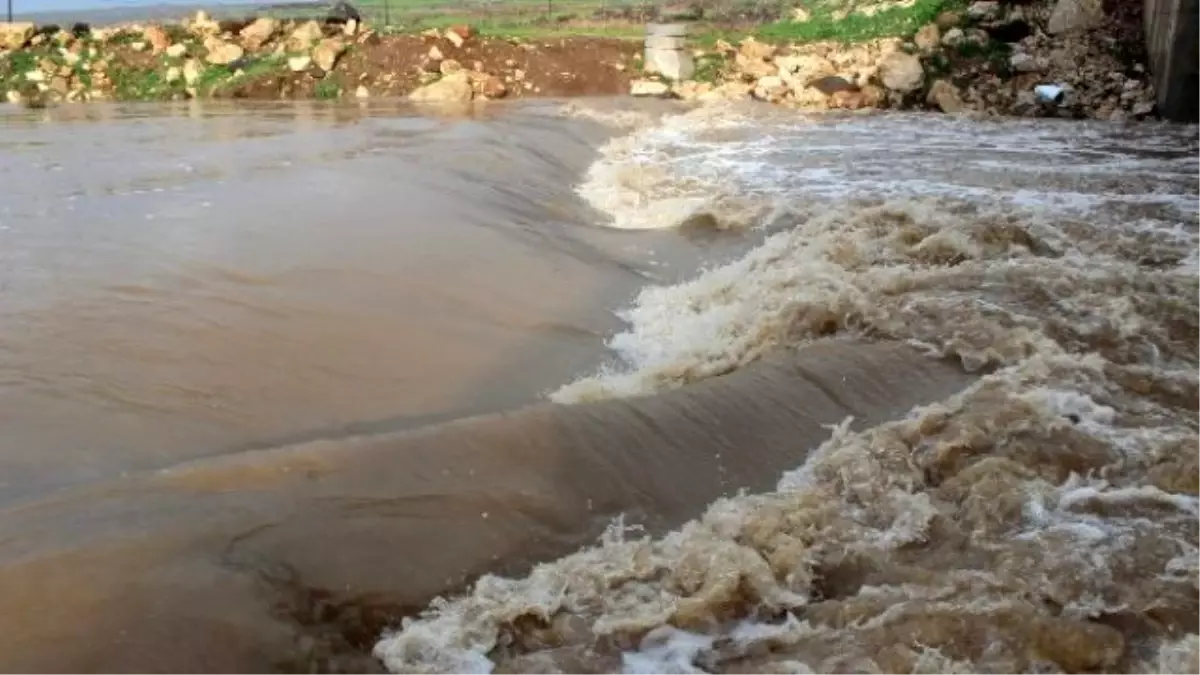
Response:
[384,0,391,28]
[7,0,13,24]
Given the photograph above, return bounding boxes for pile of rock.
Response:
[406,25,510,104]
[631,0,1159,121]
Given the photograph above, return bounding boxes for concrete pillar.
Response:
[1144,0,1199,122]
[644,22,694,81]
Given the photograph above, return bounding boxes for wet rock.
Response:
[312,38,346,72]
[630,79,670,97]
[927,79,966,113]
[142,25,171,54]
[1047,0,1105,35]
[166,43,187,58]
[936,10,963,29]
[439,59,463,76]
[239,17,279,52]
[967,2,1001,21]
[878,51,924,93]
[287,20,323,52]
[472,73,507,99]
[914,23,941,53]
[753,75,789,102]
[942,27,966,46]
[287,55,312,72]
[204,38,245,66]
[409,71,473,103]
[807,75,857,96]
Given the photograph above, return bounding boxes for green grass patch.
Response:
[314,79,341,100]
[753,0,966,44]
[692,52,727,84]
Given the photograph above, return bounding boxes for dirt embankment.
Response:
[0,10,640,106]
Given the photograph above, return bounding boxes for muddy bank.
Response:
[0,339,972,672]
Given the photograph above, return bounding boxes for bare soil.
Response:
[222,33,641,100]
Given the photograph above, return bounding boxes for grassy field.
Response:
[339,0,968,43]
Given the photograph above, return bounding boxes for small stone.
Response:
[182,59,202,85]
[428,45,444,61]
[791,7,811,22]
[774,54,834,89]
[1009,52,1042,73]
[927,79,966,113]
[5,89,21,104]
[343,19,358,37]
[1132,100,1155,116]
[166,44,187,58]
[630,79,670,97]
[288,55,312,72]
[130,41,147,52]
[445,29,464,49]
[513,69,525,81]
[914,24,941,53]
[878,51,924,94]
[62,50,80,66]
[355,84,369,98]
[24,70,45,82]
[737,37,775,62]
[49,76,70,94]
[439,59,463,75]
[165,66,182,83]
[942,28,966,47]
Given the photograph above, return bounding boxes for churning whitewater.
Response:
[373,103,1199,674]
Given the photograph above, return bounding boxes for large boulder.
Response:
[0,22,35,50]
[239,17,279,52]
[141,25,171,54]
[1046,0,1105,35]
[774,54,835,90]
[286,20,323,52]
[311,38,346,72]
[204,38,244,66]
[878,51,924,94]
[409,71,474,103]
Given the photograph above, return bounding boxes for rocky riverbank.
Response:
[635,1,1161,121]
[0,10,639,106]
[0,2,1161,120]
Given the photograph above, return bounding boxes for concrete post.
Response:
[644,23,694,81]
[1144,0,1199,122]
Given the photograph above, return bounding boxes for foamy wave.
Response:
[375,110,1198,673]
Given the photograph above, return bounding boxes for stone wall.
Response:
[1144,0,1199,121]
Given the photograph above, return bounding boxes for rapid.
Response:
[0,98,1195,673]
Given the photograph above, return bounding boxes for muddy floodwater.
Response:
[0,100,1196,674]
